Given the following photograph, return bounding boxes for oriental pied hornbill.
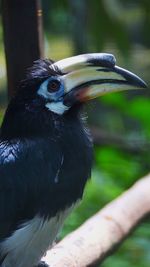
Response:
[0,53,146,267]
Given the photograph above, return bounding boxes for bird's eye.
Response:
[47,80,60,93]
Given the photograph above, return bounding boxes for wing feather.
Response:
[0,138,62,239]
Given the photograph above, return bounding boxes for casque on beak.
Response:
[53,53,147,104]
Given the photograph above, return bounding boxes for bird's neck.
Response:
[0,100,85,141]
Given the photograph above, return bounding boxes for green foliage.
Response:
[42,0,150,55]
[88,0,130,55]
[95,146,142,186]
[126,97,150,136]
[103,223,150,267]
[0,110,4,124]
[100,93,127,111]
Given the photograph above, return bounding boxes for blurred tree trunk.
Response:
[2,0,44,98]
[69,0,88,54]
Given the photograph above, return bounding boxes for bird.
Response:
[0,53,146,267]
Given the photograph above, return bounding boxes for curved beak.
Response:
[53,53,147,103]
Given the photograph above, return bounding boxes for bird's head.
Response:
[24,53,146,115]
[1,53,147,138]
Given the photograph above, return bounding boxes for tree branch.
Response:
[91,126,150,153]
[43,173,150,267]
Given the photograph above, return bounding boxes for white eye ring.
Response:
[37,77,69,114]
[38,78,60,99]
[38,79,50,99]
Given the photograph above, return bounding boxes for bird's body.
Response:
[0,102,92,267]
[0,53,146,267]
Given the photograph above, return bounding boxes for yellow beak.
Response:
[53,53,147,102]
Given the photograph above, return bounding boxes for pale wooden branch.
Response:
[43,173,150,267]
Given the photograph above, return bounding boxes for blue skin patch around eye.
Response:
[38,77,64,101]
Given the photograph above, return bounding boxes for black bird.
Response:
[0,53,146,267]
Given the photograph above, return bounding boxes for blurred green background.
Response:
[0,0,150,266]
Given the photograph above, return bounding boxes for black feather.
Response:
[21,59,64,89]
[0,114,92,239]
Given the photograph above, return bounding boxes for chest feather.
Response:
[0,204,76,267]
